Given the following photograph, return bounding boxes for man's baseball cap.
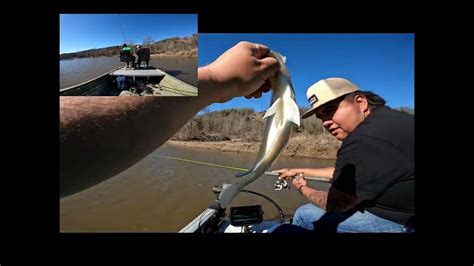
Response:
[301,77,360,119]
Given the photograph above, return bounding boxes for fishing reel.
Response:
[274,179,290,191]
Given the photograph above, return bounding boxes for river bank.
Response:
[166,135,340,160]
[59,53,197,61]
[150,49,197,58]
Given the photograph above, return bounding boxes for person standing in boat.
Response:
[136,45,150,69]
[121,43,136,68]
[60,41,279,198]
[269,78,414,233]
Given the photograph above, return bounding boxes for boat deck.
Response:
[110,67,166,77]
[60,66,197,96]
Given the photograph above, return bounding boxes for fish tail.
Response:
[218,182,245,208]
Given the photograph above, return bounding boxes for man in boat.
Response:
[120,43,136,68]
[270,78,415,233]
[60,41,278,198]
[136,45,150,69]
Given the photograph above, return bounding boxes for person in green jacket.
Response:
[121,43,135,68]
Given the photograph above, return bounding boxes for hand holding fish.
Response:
[198,41,280,103]
[217,50,301,208]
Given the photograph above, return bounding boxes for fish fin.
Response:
[263,98,282,119]
[235,170,251,177]
[284,97,301,127]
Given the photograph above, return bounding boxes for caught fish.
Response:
[218,51,300,208]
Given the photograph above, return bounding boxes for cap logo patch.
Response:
[308,94,318,106]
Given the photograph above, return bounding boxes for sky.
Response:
[60,14,197,54]
[198,34,414,113]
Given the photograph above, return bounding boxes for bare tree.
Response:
[143,36,154,46]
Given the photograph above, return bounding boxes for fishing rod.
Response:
[152,154,331,183]
[263,171,330,182]
[116,14,128,44]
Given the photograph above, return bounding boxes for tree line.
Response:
[60,34,197,60]
[173,106,414,142]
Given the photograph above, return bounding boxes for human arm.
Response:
[279,173,328,210]
[274,168,333,209]
[272,167,335,209]
[60,96,211,198]
[277,171,357,212]
[291,181,360,213]
[273,161,363,213]
[273,167,335,180]
[60,41,279,198]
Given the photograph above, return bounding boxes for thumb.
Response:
[257,57,279,81]
[250,42,270,58]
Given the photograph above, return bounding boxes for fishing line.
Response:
[152,154,249,172]
[116,14,128,43]
[152,154,330,182]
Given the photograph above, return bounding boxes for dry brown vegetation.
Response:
[149,35,197,57]
[171,106,414,159]
[171,108,342,159]
[60,34,197,60]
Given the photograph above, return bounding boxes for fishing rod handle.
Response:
[265,171,331,183]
